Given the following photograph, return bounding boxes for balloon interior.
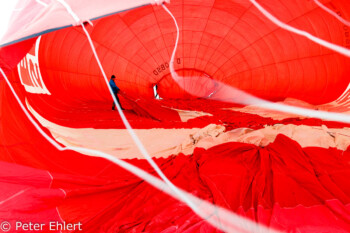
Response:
[0,0,350,232]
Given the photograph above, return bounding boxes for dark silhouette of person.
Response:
[109,75,124,110]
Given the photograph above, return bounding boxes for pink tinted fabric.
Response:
[0,0,350,232]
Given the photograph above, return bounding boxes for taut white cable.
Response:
[36,0,49,7]
[56,0,80,24]
[162,3,350,124]
[249,0,350,57]
[0,67,277,233]
[313,0,350,27]
[79,10,199,215]
[55,0,199,212]
[52,0,279,232]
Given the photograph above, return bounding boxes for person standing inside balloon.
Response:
[109,75,125,110]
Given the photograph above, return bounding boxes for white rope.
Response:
[36,0,49,7]
[163,2,350,124]
[55,0,204,215]
[55,0,81,24]
[249,0,350,57]
[313,0,350,27]
[162,4,180,82]
[7,0,346,230]
[79,12,199,215]
[7,0,275,232]
[312,0,350,99]
[0,66,277,233]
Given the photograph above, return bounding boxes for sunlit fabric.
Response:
[33,0,350,104]
[1,0,350,232]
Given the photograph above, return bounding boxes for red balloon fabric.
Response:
[1,0,350,232]
[2,125,350,232]
[34,0,350,105]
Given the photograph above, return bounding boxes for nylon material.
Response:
[1,67,277,233]
[2,63,281,233]
[162,3,350,124]
[1,0,350,232]
[314,0,350,27]
[0,162,68,230]
[77,16,228,232]
[250,0,350,57]
[33,0,340,103]
[0,0,160,46]
[62,2,247,230]
[1,1,280,231]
